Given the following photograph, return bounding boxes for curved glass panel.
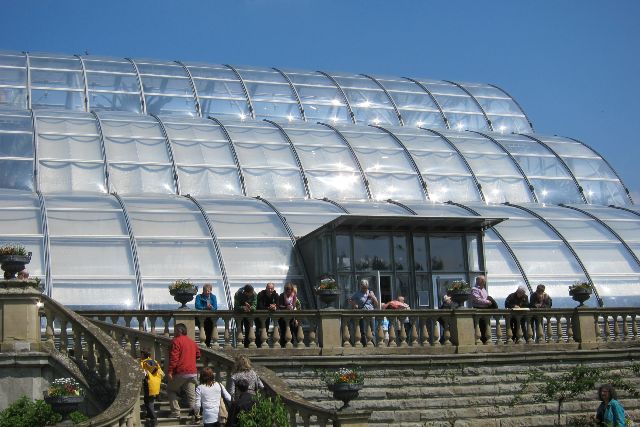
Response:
[335,126,425,201]
[572,205,640,260]
[159,116,242,197]
[328,73,399,125]
[483,229,527,306]
[469,203,587,308]
[34,110,107,193]
[440,131,532,203]
[277,122,367,199]
[234,66,301,121]
[417,80,489,131]
[183,62,249,119]
[530,135,629,206]
[44,194,137,309]
[0,51,27,109]
[338,201,412,216]
[369,75,446,128]
[0,192,44,278]
[197,197,303,301]
[381,127,482,202]
[122,196,224,308]
[280,69,351,123]
[457,82,531,133]
[134,59,196,117]
[221,120,305,198]
[0,110,34,191]
[489,133,582,204]
[268,199,344,237]
[82,56,142,113]
[523,204,640,302]
[29,53,85,111]
[97,112,175,195]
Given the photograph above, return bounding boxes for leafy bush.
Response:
[0,396,61,427]
[237,391,290,427]
[69,410,89,424]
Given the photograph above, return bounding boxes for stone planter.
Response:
[170,288,197,309]
[0,252,32,280]
[316,289,340,309]
[570,288,591,307]
[328,382,363,410]
[44,394,84,422]
[449,290,470,307]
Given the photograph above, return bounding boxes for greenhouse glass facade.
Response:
[0,49,637,310]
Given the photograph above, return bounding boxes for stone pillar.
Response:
[319,311,343,353]
[0,282,42,352]
[448,310,477,352]
[573,308,598,349]
[173,311,197,341]
[333,409,371,427]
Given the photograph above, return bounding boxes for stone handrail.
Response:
[39,294,145,427]
[76,307,640,354]
[88,319,366,427]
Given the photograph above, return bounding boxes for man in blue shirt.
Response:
[348,279,379,346]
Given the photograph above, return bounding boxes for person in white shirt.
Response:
[194,367,231,427]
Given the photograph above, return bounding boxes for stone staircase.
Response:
[140,394,203,427]
[259,348,640,427]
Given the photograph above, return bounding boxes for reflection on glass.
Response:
[336,234,351,272]
[430,235,464,271]
[354,234,391,271]
[393,234,408,271]
[413,235,428,271]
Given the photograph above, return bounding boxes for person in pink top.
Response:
[470,275,497,343]
[168,323,201,419]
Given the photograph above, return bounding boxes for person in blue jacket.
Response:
[195,283,217,348]
[595,384,626,427]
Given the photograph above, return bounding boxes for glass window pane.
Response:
[219,240,300,277]
[0,159,34,191]
[354,234,391,271]
[50,239,134,276]
[39,161,107,193]
[137,239,221,277]
[243,168,305,198]
[52,280,138,310]
[429,235,464,271]
[177,167,242,196]
[109,164,175,195]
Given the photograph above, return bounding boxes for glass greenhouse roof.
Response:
[0,49,636,310]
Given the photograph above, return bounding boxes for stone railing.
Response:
[89,319,370,427]
[39,293,145,427]
[76,307,640,355]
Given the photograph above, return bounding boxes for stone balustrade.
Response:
[76,307,640,355]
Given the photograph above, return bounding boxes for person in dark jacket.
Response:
[505,286,530,341]
[228,379,256,427]
[530,284,552,341]
[255,282,278,347]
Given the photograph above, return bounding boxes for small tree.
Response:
[510,364,640,425]
[237,391,290,427]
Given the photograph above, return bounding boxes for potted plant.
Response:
[43,377,85,422]
[446,280,471,306]
[0,243,32,280]
[568,281,592,307]
[315,274,340,309]
[321,367,364,410]
[169,279,198,309]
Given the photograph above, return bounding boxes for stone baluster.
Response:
[505,314,513,344]
[211,317,220,348]
[397,316,407,347]
[149,315,157,335]
[474,315,482,345]
[272,321,281,348]
[354,320,362,348]
[632,314,638,340]
[387,322,397,347]
[409,318,418,347]
[295,319,305,348]
[494,315,503,345]
[308,318,317,347]
[421,317,430,346]
[136,315,145,332]
[60,318,69,354]
[86,335,96,372]
[44,308,55,347]
[376,316,385,347]
[223,317,231,347]
[613,314,621,341]
[162,316,171,336]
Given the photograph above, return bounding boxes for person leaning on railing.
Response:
[471,275,497,344]
[277,283,301,347]
[233,285,257,348]
[195,283,217,348]
[530,284,552,341]
[255,282,278,348]
[348,279,379,346]
[505,286,530,341]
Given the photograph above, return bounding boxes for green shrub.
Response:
[237,392,290,427]
[0,396,61,427]
[69,410,89,424]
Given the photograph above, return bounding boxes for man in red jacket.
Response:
[167,323,201,418]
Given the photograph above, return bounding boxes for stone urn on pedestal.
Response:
[44,378,85,423]
[569,282,592,307]
[446,280,471,308]
[323,368,364,410]
[315,274,340,309]
[0,243,32,280]
[169,279,198,309]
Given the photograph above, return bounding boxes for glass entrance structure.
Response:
[0,49,637,310]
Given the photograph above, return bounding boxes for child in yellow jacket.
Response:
[140,349,164,427]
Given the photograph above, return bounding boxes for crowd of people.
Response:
[141,326,263,427]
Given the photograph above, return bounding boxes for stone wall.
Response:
[258,348,640,426]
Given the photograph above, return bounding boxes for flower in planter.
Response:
[321,367,364,385]
[168,279,198,293]
[0,243,27,256]
[316,274,339,291]
[568,281,591,293]
[446,280,470,292]
[47,377,83,397]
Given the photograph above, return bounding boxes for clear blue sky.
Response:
[3,0,639,202]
